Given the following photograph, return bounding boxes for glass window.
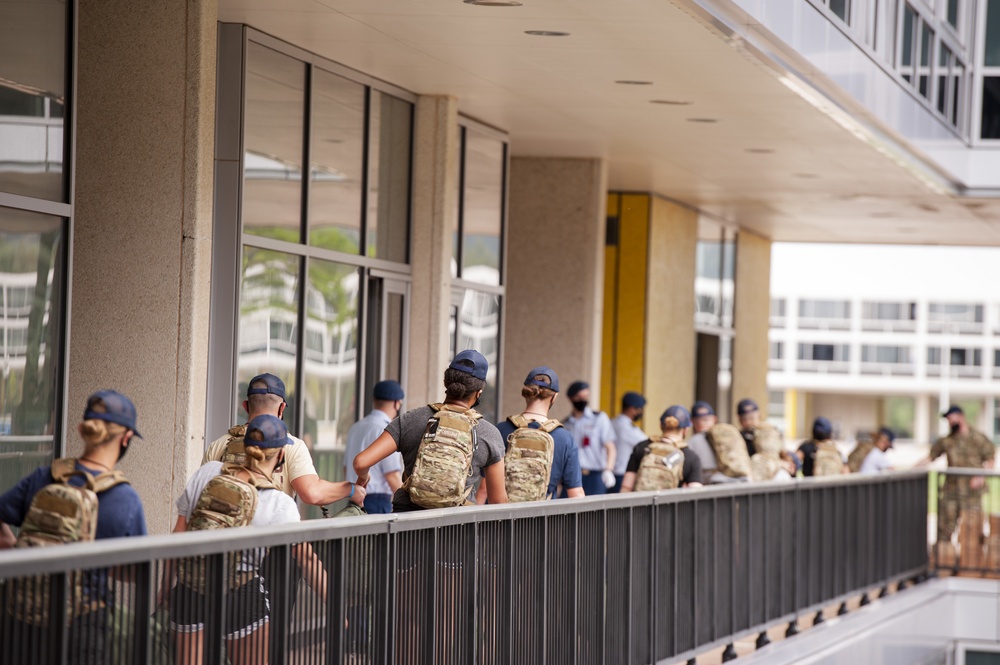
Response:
[721,229,736,328]
[0,1,67,201]
[982,77,1000,139]
[861,345,910,363]
[928,347,941,364]
[457,289,500,423]
[828,0,849,23]
[901,5,916,67]
[309,69,366,254]
[798,299,851,319]
[302,259,360,449]
[237,247,300,423]
[0,207,64,494]
[460,131,504,286]
[769,341,784,360]
[367,92,413,262]
[798,343,849,362]
[986,0,1000,67]
[243,43,306,243]
[947,0,959,29]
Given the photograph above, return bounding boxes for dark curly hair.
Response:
[443,360,486,401]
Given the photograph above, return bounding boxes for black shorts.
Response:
[169,576,269,640]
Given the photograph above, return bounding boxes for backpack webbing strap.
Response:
[429,403,484,421]
[537,419,561,433]
[90,471,128,494]
[508,414,529,429]
[51,458,128,493]
[50,458,78,483]
[221,462,280,492]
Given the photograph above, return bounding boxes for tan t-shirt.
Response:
[203,427,317,498]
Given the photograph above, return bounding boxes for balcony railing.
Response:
[859,361,915,376]
[0,473,929,664]
[796,317,851,331]
[796,359,851,374]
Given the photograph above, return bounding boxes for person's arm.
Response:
[0,522,14,549]
[483,462,508,504]
[475,480,489,505]
[293,542,328,604]
[562,438,585,499]
[385,470,403,494]
[604,441,617,476]
[291,475,365,507]
[156,516,188,606]
[354,432,399,487]
[683,452,704,488]
[620,471,637,492]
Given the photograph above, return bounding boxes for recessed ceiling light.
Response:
[687,117,718,123]
[651,99,692,105]
[464,0,523,5]
[745,148,774,154]
[524,30,570,36]
[794,173,819,179]
[616,80,653,85]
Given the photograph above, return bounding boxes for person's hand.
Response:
[971,475,985,490]
[350,483,367,506]
[355,472,370,489]
[0,522,16,549]
[602,469,616,489]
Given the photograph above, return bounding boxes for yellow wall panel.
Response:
[601,193,620,414]
[731,230,772,422]
[613,194,649,416]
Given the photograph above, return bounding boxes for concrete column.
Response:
[644,196,697,416]
[914,393,931,443]
[503,158,607,417]
[731,230,772,422]
[407,96,458,407]
[71,0,217,533]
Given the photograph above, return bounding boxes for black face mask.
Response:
[117,443,129,461]
[274,450,286,474]
[631,411,643,422]
[572,400,588,412]
[950,423,961,435]
[473,396,482,409]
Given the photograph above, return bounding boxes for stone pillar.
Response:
[914,393,931,443]
[70,0,217,533]
[503,158,607,417]
[644,196,698,417]
[731,230,772,422]
[407,96,458,407]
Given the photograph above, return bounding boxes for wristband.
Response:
[349,483,355,499]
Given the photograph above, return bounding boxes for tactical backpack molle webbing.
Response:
[504,414,558,502]
[847,440,875,473]
[634,440,685,492]
[752,423,783,457]
[705,423,752,478]
[750,453,782,482]
[221,424,248,465]
[813,441,844,476]
[404,403,482,509]
[177,463,279,593]
[9,458,128,624]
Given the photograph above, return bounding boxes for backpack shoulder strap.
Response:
[50,458,78,482]
[508,414,529,429]
[538,419,561,433]
[91,470,129,494]
[429,403,483,421]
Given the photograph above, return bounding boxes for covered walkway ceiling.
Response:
[219,0,1000,245]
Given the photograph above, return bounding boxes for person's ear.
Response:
[278,401,286,418]
[123,431,134,446]
[242,400,250,415]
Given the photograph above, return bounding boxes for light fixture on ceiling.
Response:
[745,148,774,154]
[686,117,718,123]
[464,0,523,5]
[616,80,653,85]
[651,99,692,105]
[524,30,570,36]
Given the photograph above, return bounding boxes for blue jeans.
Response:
[364,493,393,514]
[580,471,607,496]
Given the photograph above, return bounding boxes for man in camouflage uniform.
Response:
[924,406,995,557]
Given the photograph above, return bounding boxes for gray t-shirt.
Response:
[686,432,747,484]
[385,404,505,511]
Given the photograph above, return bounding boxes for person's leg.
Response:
[227,623,270,665]
[174,629,204,665]
[364,493,393,514]
[611,474,624,493]
[580,471,606,496]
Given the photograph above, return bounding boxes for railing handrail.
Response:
[0,470,929,578]
[934,467,1000,477]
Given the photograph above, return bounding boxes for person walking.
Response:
[343,380,405,514]
[563,381,617,496]
[610,391,648,493]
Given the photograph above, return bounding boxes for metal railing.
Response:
[931,468,1000,575]
[0,472,928,664]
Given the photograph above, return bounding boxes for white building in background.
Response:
[768,243,1000,445]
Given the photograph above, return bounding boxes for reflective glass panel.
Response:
[452,127,463,278]
[237,247,300,424]
[901,6,915,66]
[0,207,63,494]
[303,258,360,450]
[983,77,1000,139]
[721,229,736,328]
[244,43,306,243]
[367,92,412,262]
[309,69,365,254]
[695,220,723,327]
[461,132,504,286]
[987,0,1000,66]
[0,1,66,201]
[458,290,500,423]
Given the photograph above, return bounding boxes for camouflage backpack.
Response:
[9,458,128,624]
[177,463,278,592]
[750,453,782,482]
[634,440,685,492]
[404,403,482,509]
[847,440,875,473]
[813,441,844,476]
[504,415,558,502]
[221,424,248,465]
[753,423,783,457]
[705,423,752,478]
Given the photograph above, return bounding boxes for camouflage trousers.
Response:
[938,482,984,541]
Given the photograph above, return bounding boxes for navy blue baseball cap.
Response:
[812,416,833,440]
[449,349,489,381]
[942,405,964,418]
[245,414,292,449]
[524,366,560,393]
[691,400,715,418]
[622,392,646,409]
[567,381,589,397]
[247,373,286,399]
[84,390,143,439]
[736,399,759,416]
[878,427,896,444]
[373,380,405,401]
[660,405,692,429]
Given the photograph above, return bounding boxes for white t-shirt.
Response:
[203,429,317,498]
[177,462,301,572]
[859,447,892,475]
[611,414,649,476]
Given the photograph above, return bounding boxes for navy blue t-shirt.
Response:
[497,419,583,498]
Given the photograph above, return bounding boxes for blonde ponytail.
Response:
[79,418,126,447]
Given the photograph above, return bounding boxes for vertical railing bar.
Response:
[204,552,225,665]
[131,560,154,665]
[52,571,69,665]
[541,516,547,665]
